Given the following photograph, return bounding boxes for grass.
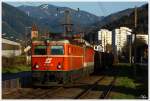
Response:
[114,63,132,67]
[2,65,31,73]
[2,55,31,73]
[108,64,148,99]
[109,77,137,99]
[115,77,136,89]
[110,92,135,99]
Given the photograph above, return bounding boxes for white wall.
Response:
[2,38,22,57]
[137,34,148,44]
[2,50,22,57]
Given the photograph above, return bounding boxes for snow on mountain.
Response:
[39,4,49,9]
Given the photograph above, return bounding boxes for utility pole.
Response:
[78,10,81,34]
[25,27,31,46]
[133,6,137,77]
[103,34,105,52]
[129,32,132,64]
[77,8,85,43]
[134,6,137,63]
[25,27,31,65]
[77,8,82,42]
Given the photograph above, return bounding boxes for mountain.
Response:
[18,4,103,33]
[85,4,148,43]
[2,3,35,39]
[3,2,147,43]
[2,3,54,41]
[2,3,104,41]
[101,4,148,34]
[86,7,134,32]
[99,8,134,27]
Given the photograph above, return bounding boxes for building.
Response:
[39,33,50,39]
[136,34,148,44]
[31,24,38,39]
[112,27,132,54]
[98,29,112,52]
[2,38,22,57]
[94,45,103,52]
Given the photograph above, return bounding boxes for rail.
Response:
[100,76,117,99]
[74,76,105,99]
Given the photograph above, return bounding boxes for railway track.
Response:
[35,76,104,99]
[15,87,63,99]
[37,87,64,99]
[3,76,117,99]
[74,76,117,99]
[16,88,50,99]
[74,76,105,99]
[100,76,117,99]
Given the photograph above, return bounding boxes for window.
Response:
[51,46,64,55]
[34,45,47,55]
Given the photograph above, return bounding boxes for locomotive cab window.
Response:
[34,45,47,55]
[51,46,64,55]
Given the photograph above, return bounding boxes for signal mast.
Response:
[57,8,84,40]
[57,8,73,37]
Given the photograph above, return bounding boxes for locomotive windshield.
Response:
[34,45,47,55]
[51,46,64,55]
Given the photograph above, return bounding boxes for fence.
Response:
[2,72,32,94]
[2,79,20,94]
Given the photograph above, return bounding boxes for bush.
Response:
[2,55,32,73]
[2,65,31,73]
[2,56,26,68]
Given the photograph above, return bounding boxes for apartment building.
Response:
[112,27,132,53]
[98,29,112,52]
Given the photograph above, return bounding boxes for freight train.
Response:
[31,38,95,86]
[94,51,114,73]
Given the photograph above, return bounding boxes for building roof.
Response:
[2,38,21,46]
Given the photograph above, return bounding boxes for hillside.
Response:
[84,4,148,43]
[2,3,54,40]
[2,3,35,39]
[18,4,103,33]
[2,3,103,41]
[100,8,134,27]
[84,7,134,35]
[2,3,147,42]
[101,4,148,34]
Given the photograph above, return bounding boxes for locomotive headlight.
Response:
[35,64,39,69]
[57,63,62,69]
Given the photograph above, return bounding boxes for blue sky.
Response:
[5,2,147,16]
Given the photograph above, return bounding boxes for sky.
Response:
[5,2,147,16]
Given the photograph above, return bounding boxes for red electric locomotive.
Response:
[32,38,95,86]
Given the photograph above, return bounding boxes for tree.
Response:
[122,37,148,63]
[106,44,113,52]
[134,38,147,63]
